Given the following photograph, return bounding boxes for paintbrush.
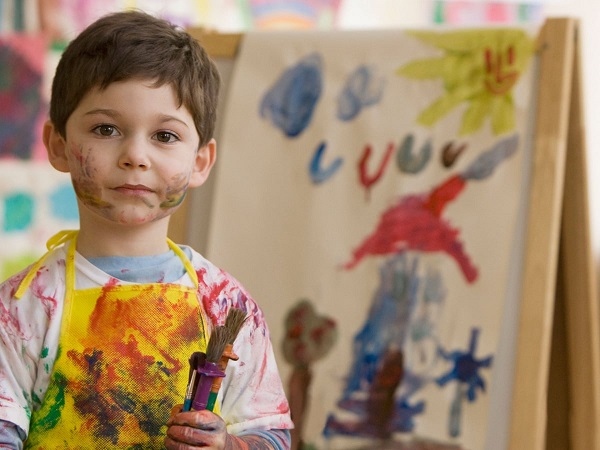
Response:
[206,308,247,411]
[191,325,228,411]
[182,351,205,412]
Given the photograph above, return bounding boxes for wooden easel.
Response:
[173,18,600,450]
[510,18,600,450]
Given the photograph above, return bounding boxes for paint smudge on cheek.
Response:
[68,144,112,210]
[160,173,189,209]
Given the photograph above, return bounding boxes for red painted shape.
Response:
[343,174,478,283]
[358,142,395,196]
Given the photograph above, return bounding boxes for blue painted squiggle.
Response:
[309,141,343,184]
[462,133,518,180]
[260,53,323,138]
[396,134,432,174]
[337,65,385,122]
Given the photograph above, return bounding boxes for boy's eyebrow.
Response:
[83,110,191,129]
[84,108,120,118]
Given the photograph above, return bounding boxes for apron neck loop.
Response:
[15,231,198,299]
[15,230,78,299]
[167,238,199,289]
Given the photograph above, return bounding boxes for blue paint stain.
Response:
[436,328,492,400]
[462,133,519,180]
[341,253,420,398]
[436,328,493,437]
[260,53,323,138]
[3,192,34,232]
[337,65,385,121]
[309,141,343,184]
[396,134,432,174]
[392,397,426,432]
[49,183,79,221]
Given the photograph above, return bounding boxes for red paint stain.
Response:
[343,174,478,283]
[484,46,519,95]
[358,142,395,199]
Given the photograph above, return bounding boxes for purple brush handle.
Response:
[191,361,225,410]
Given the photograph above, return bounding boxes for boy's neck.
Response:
[76,219,172,258]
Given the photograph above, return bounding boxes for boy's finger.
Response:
[168,409,221,429]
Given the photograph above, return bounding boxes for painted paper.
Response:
[207,26,537,449]
[0,34,48,161]
[0,161,78,279]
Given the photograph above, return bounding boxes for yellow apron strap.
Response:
[16,233,199,300]
[15,230,78,299]
[167,238,199,289]
[166,239,210,335]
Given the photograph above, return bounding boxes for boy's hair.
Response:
[50,9,221,147]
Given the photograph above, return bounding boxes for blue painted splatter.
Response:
[3,192,34,232]
[308,141,343,184]
[396,134,432,174]
[436,328,492,401]
[49,183,79,221]
[337,65,385,121]
[259,53,323,138]
[462,133,518,180]
[436,327,493,437]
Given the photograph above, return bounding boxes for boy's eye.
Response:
[155,131,179,143]
[92,125,118,136]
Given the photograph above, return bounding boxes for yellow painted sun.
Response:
[397,28,536,136]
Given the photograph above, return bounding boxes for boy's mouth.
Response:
[114,184,154,195]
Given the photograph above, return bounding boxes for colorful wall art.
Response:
[0,34,79,279]
[206,26,538,449]
[0,161,78,280]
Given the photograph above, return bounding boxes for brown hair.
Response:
[49,9,220,146]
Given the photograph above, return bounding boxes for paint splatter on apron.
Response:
[21,231,208,449]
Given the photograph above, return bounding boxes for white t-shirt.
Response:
[0,242,293,438]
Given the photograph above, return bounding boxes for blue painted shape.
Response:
[308,141,343,184]
[396,134,432,174]
[49,183,79,221]
[462,133,519,180]
[436,328,493,402]
[3,192,34,232]
[337,65,385,122]
[259,53,323,138]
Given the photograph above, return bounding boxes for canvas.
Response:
[206,26,538,449]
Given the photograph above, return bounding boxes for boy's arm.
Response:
[0,419,26,449]
[228,428,290,449]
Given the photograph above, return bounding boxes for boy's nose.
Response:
[118,139,151,169]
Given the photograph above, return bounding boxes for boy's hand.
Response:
[165,405,228,449]
[165,405,276,449]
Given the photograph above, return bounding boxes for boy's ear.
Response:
[43,120,70,173]
[189,138,217,188]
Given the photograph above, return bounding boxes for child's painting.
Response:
[206,26,538,449]
[0,161,79,279]
[0,34,78,279]
[0,34,48,161]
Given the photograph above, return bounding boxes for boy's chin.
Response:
[87,208,173,228]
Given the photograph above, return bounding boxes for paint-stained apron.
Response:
[20,231,209,449]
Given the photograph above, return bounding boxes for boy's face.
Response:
[44,79,215,228]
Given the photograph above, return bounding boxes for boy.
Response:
[0,10,293,449]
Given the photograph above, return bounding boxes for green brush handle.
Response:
[206,391,218,412]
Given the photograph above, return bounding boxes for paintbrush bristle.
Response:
[205,325,229,362]
[224,308,247,344]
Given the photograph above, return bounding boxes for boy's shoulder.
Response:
[0,245,67,305]
[186,246,246,289]
[184,246,266,324]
